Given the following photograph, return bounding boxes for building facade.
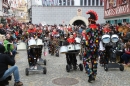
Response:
[29,0,105,26]
[104,0,130,24]
[8,0,29,22]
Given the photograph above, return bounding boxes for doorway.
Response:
[73,20,86,26]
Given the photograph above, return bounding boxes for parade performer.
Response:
[49,29,59,55]
[27,24,36,34]
[66,34,77,69]
[52,29,59,37]
[83,10,100,82]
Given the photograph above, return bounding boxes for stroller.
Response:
[25,38,47,76]
[60,39,83,72]
[102,34,124,71]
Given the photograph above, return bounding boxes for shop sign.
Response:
[105,4,130,17]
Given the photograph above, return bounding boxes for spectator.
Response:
[3,34,16,58]
[0,44,23,86]
[122,39,130,65]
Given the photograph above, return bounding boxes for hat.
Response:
[86,10,98,23]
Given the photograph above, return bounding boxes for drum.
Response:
[111,34,119,43]
[60,46,68,53]
[36,38,43,45]
[75,44,81,50]
[75,37,81,43]
[28,38,36,46]
[17,42,27,50]
[102,34,110,43]
[67,44,75,51]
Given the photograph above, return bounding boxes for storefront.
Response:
[104,0,130,24]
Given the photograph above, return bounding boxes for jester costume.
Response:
[49,29,60,56]
[83,10,100,82]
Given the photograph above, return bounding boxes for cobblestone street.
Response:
[9,50,130,86]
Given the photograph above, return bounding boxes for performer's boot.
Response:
[92,75,96,81]
[88,75,93,83]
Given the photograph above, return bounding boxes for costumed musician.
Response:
[27,24,37,40]
[65,34,77,70]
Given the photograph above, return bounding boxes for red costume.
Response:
[68,28,72,32]
[103,28,110,33]
[82,32,88,40]
[27,28,35,33]
[67,38,75,44]
[52,31,58,36]
[89,24,97,29]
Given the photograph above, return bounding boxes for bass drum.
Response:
[102,34,110,43]
[111,34,119,43]
[75,44,81,50]
[67,44,75,52]
[36,38,43,45]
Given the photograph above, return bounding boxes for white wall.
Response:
[0,0,2,16]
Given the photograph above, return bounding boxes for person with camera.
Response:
[3,33,16,58]
[0,44,23,86]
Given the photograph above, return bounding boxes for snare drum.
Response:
[60,46,68,54]
[102,34,110,43]
[111,34,119,43]
[36,38,43,45]
[28,38,36,46]
[67,44,75,51]
[75,44,81,50]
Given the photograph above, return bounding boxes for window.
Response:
[68,0,70,6]
[113,0,116,7]
[84,0,87,6]
[92,0,95,6]
[100,0,102,6]
[80,0,83,6]
[71,0,74,6]
[122,0,127,4]
[88,0,90,6]
[59,0,62,5]
[96,0,99,6]
[63,0,66,6]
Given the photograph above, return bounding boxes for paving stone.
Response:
[8,50,130,86]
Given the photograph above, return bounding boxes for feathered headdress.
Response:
[86,10,98,23]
